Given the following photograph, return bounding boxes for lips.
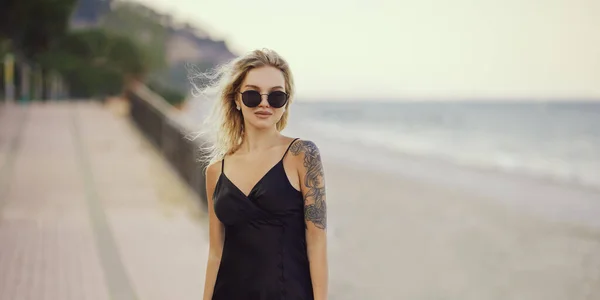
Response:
[255,111,272,116]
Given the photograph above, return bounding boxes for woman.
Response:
[198,48,328,300]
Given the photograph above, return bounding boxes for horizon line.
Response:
[294,96,600,103]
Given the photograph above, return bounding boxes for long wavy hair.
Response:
[188,48,295,166]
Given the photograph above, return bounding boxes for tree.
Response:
[0,0,78,58]
[38,28,147,97]
[99,1,169,72]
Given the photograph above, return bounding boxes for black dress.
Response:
[212,138,314,300]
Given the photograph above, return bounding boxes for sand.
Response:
[322,158,600,300]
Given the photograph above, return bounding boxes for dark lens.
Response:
[268,91,288,108]
[241,90,261,107]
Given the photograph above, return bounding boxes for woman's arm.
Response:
[290,140,329,300]
[202,161,225,300]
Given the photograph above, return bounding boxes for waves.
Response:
[286,116,600,189]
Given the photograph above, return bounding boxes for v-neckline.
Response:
[221,160,283,199]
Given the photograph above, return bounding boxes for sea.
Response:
[282,100,600,190]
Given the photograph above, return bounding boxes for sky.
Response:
[131,0,600,101]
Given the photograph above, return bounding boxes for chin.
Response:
[247,118,278,130]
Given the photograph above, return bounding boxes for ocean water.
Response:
[286,101,600,189]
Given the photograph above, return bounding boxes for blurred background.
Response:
[1,0,599,299]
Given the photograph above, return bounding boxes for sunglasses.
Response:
[239,90,289,108]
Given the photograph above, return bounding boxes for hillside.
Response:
[70,0,236,94]
[70,0,112,28]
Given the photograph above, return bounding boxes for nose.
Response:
[258,93,270,107]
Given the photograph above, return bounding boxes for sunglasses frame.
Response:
[238,90,289,108]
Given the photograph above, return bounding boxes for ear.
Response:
[234,95,241,110]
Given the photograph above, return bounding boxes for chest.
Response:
[223,155,300,196]
[214,163,304,225]
[224,159,280,195]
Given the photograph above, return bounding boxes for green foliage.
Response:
[147,80,186,106]
[1,0,230,106]
[0,0,78,58]
[1,0,151,99]
[38,28,147,97]
[99,2,169,72]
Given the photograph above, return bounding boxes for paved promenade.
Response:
[0,101,209,300]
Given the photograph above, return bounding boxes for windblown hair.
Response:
[188,48,295,166]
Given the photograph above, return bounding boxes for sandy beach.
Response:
[279,124,600,300]
[323,159,600,300]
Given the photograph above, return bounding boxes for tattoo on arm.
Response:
[290,140,327,230]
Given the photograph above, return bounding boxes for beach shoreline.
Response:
[283,125,600,229]
[277,124,600,299]
[285,101,600,192]
[320,157,600,300]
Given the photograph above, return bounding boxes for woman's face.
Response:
[236,66,288,130]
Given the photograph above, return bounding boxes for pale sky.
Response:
[132,0,600,100]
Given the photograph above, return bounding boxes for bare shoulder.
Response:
[205,160,222,183]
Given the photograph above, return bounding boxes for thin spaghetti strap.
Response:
[221,158,225,174]
[281,138,300,161]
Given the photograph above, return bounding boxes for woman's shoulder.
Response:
[285,138,324,180]
[204,159,223,178]
[285,137,322,160]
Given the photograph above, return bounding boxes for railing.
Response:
[125,84,208,209]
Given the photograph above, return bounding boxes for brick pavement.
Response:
[0,101,209,300]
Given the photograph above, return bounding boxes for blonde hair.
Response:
[188,48,295,165]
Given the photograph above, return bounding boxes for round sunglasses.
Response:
[239,90,289,108]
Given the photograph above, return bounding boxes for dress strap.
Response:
[281,138,300,161]
[221,158,225,174]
